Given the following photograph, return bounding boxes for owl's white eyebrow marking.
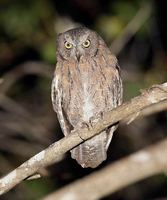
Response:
[64,34,74,44]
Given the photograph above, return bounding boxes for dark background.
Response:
[0,0,167,199]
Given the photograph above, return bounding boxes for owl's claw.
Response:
[99,111,104,119]
[71,128,84,141]
[74,121,93,141]
[77,121,93,130]
[89,111,104,125]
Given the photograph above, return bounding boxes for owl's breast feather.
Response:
[61,57,115,126]
[82,81,94,121]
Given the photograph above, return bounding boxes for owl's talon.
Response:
[89,114,102,125]
[100,111,104,119]
[78,134,84,141]
[81,121,92,130]
[74,121,92,141]
[71,129,84,141]
[88,118,95,128]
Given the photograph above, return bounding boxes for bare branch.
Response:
[42,139,167,200]
[0,82,166,195]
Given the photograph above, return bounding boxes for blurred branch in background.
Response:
[0,94,50,144]
[0,61,59,188]
[111,3,152,55]
[0,62,56,163]
[0,61,52,95]
[42,139,167,200]
[0,82,166,195]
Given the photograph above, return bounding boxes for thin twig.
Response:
[123,99,167,124]
[0,82,166,195]
[139,99,167,117]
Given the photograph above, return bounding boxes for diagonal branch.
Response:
[0,82,167,195]
[42,139,167,200]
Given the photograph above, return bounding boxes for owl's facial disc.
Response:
[58,28,98,61]
[64,32,93,61]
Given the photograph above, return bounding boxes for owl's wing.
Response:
[113,63,123,106]
[51,75,71,136]
[51,75,59,113]
[105,59,123,149]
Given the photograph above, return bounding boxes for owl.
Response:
[51,27,123,168]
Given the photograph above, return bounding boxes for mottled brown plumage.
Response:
[51,27,123,168]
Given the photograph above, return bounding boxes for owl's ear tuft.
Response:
[57,33,63,37]
[57,33,63,41]
[56,33,63,47]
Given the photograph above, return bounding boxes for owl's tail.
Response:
[71,129,114,168]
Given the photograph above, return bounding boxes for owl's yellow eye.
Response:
[82,39,90,48]
[64,41,73,49]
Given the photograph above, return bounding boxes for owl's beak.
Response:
[76,51,81,62]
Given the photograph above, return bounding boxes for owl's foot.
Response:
[71,128,84,141]
[76,120,93,131]
[89,111,104,125]
[72,121,93,141]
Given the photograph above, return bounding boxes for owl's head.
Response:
[56,27,99,61]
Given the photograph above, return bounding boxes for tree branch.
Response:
[0,82,167,195]
[42,139,167,200]
[138,99,167,117]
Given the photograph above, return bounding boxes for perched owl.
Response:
[51,27,123,168]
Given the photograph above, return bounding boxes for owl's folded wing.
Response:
[114,63,123,106]
[51,76,71,136]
